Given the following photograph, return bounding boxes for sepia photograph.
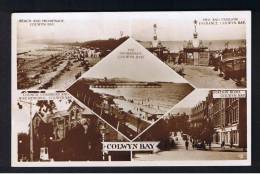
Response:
[11,11,251,167]
[14,92,131,162]
[132,15,247,88]
[15,12,248,90]
[133,89,247,161]
[15,14,131,90]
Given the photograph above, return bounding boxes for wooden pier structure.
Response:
[90,82,161,88]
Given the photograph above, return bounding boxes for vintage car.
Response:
[220,57,246,86]
[195,141,206,150]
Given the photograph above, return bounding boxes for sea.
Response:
[17,43,49,53]
[18,39,245,55]
[17,42,67,55]
[90,83,193,114]
[139,40,245,52]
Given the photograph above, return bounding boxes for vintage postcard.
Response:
[11,11,251,166]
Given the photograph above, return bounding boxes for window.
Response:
[233,107,238,123]
[221,100,225,108]
[237,107,239,122]
[231,130,239,145]
[228,110,233,124]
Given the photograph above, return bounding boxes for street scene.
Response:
[133,89,247,160]
[136,20,247,88]
[15,95,131,162]
[133,132,246,161]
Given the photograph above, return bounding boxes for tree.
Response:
[203,118,214,145]
[36,100,57,114]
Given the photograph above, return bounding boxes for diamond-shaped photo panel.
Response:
[67,38,194,140]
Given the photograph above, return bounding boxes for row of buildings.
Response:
[189,91,247,148]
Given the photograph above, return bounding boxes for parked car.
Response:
[195,141,206,150]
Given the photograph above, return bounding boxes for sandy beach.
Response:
[17,44,102,90]
[90,83,194,122]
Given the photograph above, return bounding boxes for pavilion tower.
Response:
[152,24,159,48]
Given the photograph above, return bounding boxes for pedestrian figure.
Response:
[221,140,225,149]
[185,140,189,150]
[230,139,233,148]
[192,140,195,149]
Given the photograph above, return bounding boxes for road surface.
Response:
[133,134,247,161]
[168,64,243,88]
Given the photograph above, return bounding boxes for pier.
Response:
[90,82,161,88]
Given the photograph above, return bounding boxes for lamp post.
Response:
[18,100,35,161]
[100,124,106,161]
[18,139,23,161]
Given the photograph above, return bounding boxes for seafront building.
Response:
[189,91,247,148]
[190,101,207,129]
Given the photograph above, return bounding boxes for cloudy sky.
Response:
[15,11,248,44]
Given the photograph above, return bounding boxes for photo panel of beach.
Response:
[133,89,247,161]
[67,38,194,140]
[15,13,131,90]
[13,91,132,162]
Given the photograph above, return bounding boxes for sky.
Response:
[15,11,248,44]
[82,37,188,83]
[168,89,209,115]
[13,98,72,133]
